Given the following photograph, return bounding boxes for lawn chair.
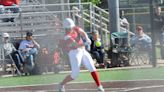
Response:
[129,46,149,66]
[0,47,5,74]
[0,46,22,76]
[109,31,131,67]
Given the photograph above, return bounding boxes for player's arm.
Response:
[78,28,91,45]
[64,35,78,47]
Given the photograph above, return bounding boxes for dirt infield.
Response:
[0,80,164,92]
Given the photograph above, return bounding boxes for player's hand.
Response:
[84,38,91,45]
[64,35,71,40]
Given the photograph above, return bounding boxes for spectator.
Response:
[2,33,16,56]
[90,31,105,68]
[0,0,20,5]
[58,39,70,67]
[72,6,80,26]
[1,0,20,22]
[119,10,134,47]
[0,5,4,14]
[2,32,22,74]
[18,32,40,71]
[153,6,164,59]
[120,10,129,31]
[39,47,50,73]
[130,25,152,64]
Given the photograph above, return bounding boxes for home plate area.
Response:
[1,80,164,92]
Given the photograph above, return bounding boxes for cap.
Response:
[2,33,10,38]
[63,18,75,29]
[26,31,33,36]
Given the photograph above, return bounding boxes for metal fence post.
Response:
[99,10,104,45]
[80,5,84,30]
[19,9,23,38]
[89,3,93,32]
[132,8,136,32]
[149,0,157,67]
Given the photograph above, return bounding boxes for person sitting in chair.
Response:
[18,32,40,72]
[130,25,152,64]
[1,0,20,22]
[2,32,22,74]
[90,31,105,68]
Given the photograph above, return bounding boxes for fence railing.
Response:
[0,3,110,47]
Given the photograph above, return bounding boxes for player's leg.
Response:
[82,49,104,91]
[58,49,83,91]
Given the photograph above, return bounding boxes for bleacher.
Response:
[0,0,110,76]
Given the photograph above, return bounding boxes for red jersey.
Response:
[61,26,84,52]
[67,26,83,46]
[67,26,83,48]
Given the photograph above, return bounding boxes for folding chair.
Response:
[8,53,22,76]
[129,47,149,66]
[0,46,22,76]
[0,47,5,74]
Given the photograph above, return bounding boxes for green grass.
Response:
[156,47,161,58]
[0,67,164,87]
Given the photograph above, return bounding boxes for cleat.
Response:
[97,85,105,92]
[58,84,65,92]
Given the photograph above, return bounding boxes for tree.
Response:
[70,0,101,5]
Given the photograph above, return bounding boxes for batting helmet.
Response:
[63,18,75,29]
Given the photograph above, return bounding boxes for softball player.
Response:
[58,18,105,92]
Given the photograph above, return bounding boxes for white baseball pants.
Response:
[68,48,96,79]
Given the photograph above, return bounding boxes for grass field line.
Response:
[0,79,164,89]
[122,85,164,91]
[29,88,126,92]
[59,65,153,74]
[12,88,124,92]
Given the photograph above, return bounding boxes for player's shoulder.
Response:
[73,26,83,31]
[74,27,85,35]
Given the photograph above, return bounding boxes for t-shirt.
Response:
[3,43,16,56]
[120,17,129,29]
[18,40,34,51]
[130,33,152,49]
